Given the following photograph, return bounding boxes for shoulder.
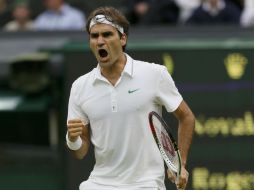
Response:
[130,58,170,83]
[133,58,166,74]
[64,4,85,18]
[35,11,50,23]
[70,69,96,102]
[71,70,94,89]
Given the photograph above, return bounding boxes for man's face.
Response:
[89,23,127,68]
[13,5,30,22]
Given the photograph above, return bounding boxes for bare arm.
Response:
[67,119,90,159]
[167,100,195,190]
[173,100,195,167]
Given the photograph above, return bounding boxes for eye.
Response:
[90,33,99,39]
[102,32,113,38]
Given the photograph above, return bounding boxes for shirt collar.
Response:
[92,53,134,85]
[122,53,134,77]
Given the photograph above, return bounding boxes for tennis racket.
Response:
[148,111,182,182]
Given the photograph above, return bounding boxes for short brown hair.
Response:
[86,6,130,37]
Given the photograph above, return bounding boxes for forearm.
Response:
[71,137,90,159]
[178,111,195,167]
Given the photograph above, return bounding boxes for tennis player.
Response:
[66,6,195,190]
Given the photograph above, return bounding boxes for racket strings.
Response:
[153,116,179,172]
[160,129,179,170]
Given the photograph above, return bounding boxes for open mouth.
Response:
[98,49,108,58]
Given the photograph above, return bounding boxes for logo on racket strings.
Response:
[161,132,175,156]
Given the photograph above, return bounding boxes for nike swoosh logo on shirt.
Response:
[128,89,140,93]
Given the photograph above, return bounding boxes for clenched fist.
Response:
[67,119,88,142]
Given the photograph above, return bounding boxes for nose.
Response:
[97,35,105,46]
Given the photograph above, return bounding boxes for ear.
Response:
[120,33,127,47]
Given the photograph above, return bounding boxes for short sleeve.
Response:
[156,66,183,112]
[67,83,89,125]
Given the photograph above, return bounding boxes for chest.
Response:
[80,77,155,122]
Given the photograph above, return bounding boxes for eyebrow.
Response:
[90,31,114,38]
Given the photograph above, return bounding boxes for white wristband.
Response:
[66,133,82,150]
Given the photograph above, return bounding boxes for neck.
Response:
[101,54,126,86]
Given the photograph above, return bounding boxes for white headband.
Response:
[89,14,124,34]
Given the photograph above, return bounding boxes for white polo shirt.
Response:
[67,54,183,189]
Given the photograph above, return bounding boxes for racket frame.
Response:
[148,111,182,181]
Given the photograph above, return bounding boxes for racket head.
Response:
[148,111,182,179]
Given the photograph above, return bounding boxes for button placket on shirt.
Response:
[110,87,118,112]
